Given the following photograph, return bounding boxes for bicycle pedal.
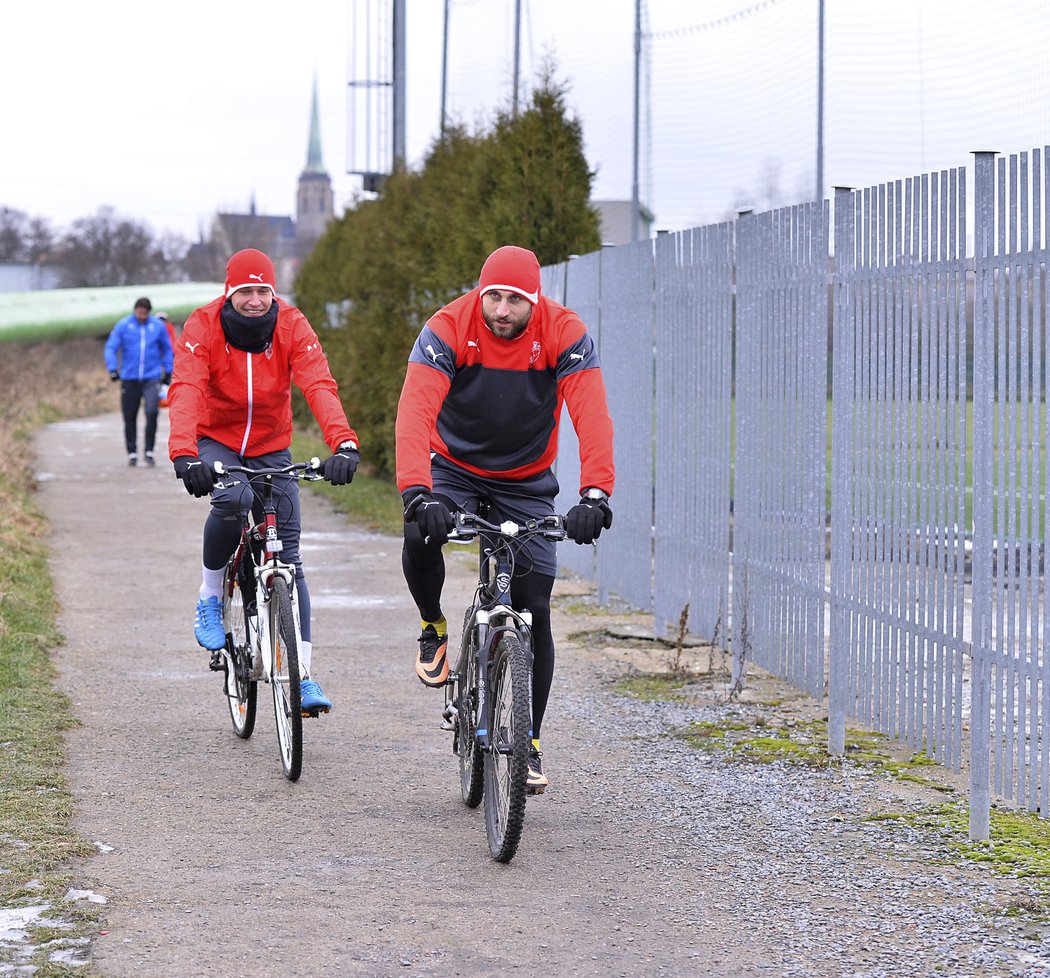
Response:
[301,706,330,718]
[439,717,454,731]
[208,652,225,672]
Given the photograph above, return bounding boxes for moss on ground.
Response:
[613,673,693,702]
[870,803,1050,896]
[663,710,951,789]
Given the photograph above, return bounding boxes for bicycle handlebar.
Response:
[448,511,567,543]
[212,458,323,484]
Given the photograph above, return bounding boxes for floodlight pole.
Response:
[816,0,825,203]
[631,0,641,242]
[512,0,522,116]
[440,0,450,140]
[393,0,406,166]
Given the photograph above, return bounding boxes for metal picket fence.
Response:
[735,201,829,699]
[827,172,970,769]
[971,150,1050,837]
[549,143,1050,837]
[652,226,734,646]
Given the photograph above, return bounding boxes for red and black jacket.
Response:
[395,288,615,495]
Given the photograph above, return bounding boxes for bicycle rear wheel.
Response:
[483,633,531,862]
[270,577,303,782]
[453,608,484,808]
[222,552,257,739]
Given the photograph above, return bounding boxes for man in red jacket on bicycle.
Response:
[395,245,615,792]
[167,248,360,714]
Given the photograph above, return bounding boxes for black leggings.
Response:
[402,523,557,740]
[119,378,160,454]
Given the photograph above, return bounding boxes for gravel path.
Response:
[35,412,1050,978]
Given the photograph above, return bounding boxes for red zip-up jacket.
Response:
[395,288,615,494]
[167,296,356,459]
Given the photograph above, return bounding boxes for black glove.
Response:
[173,455,215,498]
[566,491,613,545]
[109,370,119,381]
[402,486,454,546]
[321,446,360,486]
[162,372,172,385]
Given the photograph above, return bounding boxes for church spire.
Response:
[304,73,326,175]
[297,73,335,244]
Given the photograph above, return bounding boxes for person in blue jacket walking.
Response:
[103,297,174,466]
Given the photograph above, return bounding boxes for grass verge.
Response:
[290,430,404,535]
[0,461,106,972]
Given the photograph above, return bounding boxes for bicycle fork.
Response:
[475,612,534,755]
[253,563,296,682]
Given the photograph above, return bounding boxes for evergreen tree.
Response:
[295,75,600,477]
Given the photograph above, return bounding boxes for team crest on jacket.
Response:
[265,343,273,359]
[530,340,542,365]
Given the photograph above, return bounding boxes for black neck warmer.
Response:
[220,298,279,353]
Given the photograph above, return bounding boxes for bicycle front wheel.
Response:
[222,552,257,739]
[269,577,303,782]
[453,608,484,808]
[483,633,531,862]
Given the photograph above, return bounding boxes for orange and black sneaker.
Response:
[527,744,549,795]
[416,623,449,687]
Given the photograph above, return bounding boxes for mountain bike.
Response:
[441,507,567,862]
[212,457,324,782]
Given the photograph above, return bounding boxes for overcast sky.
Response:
[3,0,1049,242]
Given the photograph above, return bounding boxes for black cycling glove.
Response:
[173,455,215,498]
[109,370,120,381]
[321,445,360,486]
[566,491,613,545]
[162,372,172,385]
[402,486,454,546]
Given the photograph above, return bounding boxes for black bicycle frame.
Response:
[470,535,535,753]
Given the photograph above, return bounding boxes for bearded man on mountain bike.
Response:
[395,244,615,792]
[167,248,360,714]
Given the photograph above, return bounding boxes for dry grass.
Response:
[0,336,112,976]
[0,337,112,485]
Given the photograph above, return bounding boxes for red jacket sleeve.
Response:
[395,361,451,491]
[560,367,615,496]
[288,313,358,451]
[166,310,211,460]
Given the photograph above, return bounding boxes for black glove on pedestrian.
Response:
[162,372,172,385]
[173,455,215,498]
[566,491,613,545]
[109,370,119,381]
[402,486,454,546]
[321,446,360,486]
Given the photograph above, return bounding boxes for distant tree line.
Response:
[294,74,602,478]
[0,205,191,288]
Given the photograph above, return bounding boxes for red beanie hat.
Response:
[225,248,277,298]
[479,246,541,304]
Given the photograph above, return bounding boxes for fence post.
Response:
[969,150,997,841]
[828,186,854,756]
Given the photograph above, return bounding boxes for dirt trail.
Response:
[35,412,1050,978]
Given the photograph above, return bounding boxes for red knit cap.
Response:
[478,246,541,304]
[225,248,277,298]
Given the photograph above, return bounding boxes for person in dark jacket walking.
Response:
[103,297,174,466]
